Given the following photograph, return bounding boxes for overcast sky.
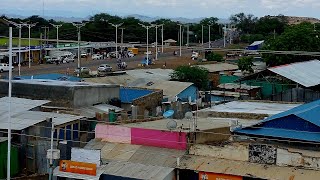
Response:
[2,0,320,19]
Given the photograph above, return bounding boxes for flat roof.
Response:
[199,101,301,116]
[54,166,104,180]
[124,117,259,132]
[197,63,238,73]
[0,111,83,130]
[76,104,124,118]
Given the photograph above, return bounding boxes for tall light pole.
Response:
[4,19,23,76]
[72,22,87,69]
[178,24,183,56]
[152,24,163,60]
[22,22,37,68]
[7,26,13,180]
[161,25,164,53]
[109,22,124,59]
[223,24,227,48]
[202,25,204,45]
[187,24,189,47]
[50,23,63,48]
[208,25,211,48]
[139,23,154,65]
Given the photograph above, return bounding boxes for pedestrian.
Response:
[66,68,70,75]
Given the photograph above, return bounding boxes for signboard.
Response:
[199,172,243,180]
[59,160,97,176]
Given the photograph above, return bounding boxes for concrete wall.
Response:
[73,85,120,107]
[189,144,249,162]
[131,128,187,150]
[195,127,230,144]
[0,80,120,108]
[132,90,163,118]
[95,124,131,143]
[277,148,320,170]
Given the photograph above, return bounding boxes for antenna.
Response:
[184,111,193,121]
[166,120,177,131]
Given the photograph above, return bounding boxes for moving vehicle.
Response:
[45,56,61,64]
[191,52,199,60]
[127,51,135,58]
[98,64,112,72]
[74,67,90,76]
[81,52,88,58]
[0,63,13,72]
[92,54,103,60]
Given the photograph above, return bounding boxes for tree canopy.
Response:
[170,65,209,90]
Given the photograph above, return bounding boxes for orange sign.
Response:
[199,172,243,180]
[59,160,97,176]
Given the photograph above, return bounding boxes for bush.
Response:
[207,52,223,62]
[238,56,254,73]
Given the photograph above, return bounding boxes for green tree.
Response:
[170,65,209,90]
[238,56,254,73]
[230,13,258,34]
[263,22,320,66]
[207,52,223,62]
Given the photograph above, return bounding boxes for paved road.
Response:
[1,50,190,77]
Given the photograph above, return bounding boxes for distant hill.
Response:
[3,13,229,24]
[266,15,320,25]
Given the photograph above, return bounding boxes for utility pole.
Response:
[208,25,211,48]
[187,24,189,47]
[21,22,38,68]
[7,26,13,180]
[223,24,226,48]
[202,25,204,45]
[229,24,232,44]
[50,23,63,48]
[139,23,154,65]
[109,23,124,59]
[161,25,164,53]
[178,24,183,56]
[152,24,163,60]
[4,19,23,76]
[72,22,87,69]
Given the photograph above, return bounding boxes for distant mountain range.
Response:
[3,13,230,24]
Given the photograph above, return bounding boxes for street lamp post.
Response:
[72,22,87,69]
[202,25,204,45]
[208,25,212,48]
[178,24,183,56]
[152,24,163,61]
[223,24,227,48]
[187,24,189,46]
[109,23,124,59]
[3,19,23,76]
[50,23,63,48]
[161,25,164,53]
[21,22,37,68]
[120,27,125,54]
[7,26,13,180]
[139,23,154,65]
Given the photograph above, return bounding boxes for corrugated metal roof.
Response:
[268,60,320,87]
[179,155,320,180]
[103,161,174,180]
[76,104,123,118]
[84,140,185,168]
[0,97,50,116]
[235,99,320,142]
[249,40,264,46]
[197,63,238,73]
[120,88,154,103]
[0,111,83,130]
[130,80,194,101]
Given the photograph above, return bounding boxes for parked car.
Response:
[127,51,135,58]
[92,54,103,60]
[0,63,13,72]
[74,67,90,76]
[108,51,118,58]
[45,56,61,64]
[191,52,199,60]
[98,64,112,72]
[81,52,88,58]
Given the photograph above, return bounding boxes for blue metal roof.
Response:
[120,88,154,103]
[14,73,82,82]
[234,99,320,142]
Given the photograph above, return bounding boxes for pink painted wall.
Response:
[95,124,131,143]
[131,128,187,150]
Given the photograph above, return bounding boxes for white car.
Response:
[98,64,112,72]
[128,51,135,58]
[191,52,199,59]
[92,54,103,60]
[0,63,14,73]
